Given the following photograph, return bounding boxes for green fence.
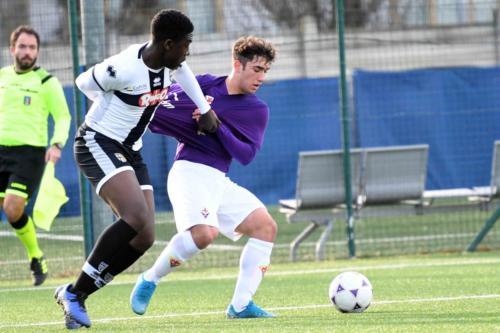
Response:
[1,0,499,282]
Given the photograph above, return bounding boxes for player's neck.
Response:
[141,43,163,70]
[225,74,243,95]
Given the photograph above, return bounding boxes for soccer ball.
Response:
[329,271,373,313]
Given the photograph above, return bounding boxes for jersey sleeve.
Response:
[85,54,127,92]
[75,68,101,101]
[215,123,257,165]
[41,76,71,147]
[173,62,211,114]
[215,101,269,165]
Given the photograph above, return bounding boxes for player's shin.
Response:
[230,238,274,312]
[143,230,200,283]
[72,218,137,296]
[104,243,144,277]
[76,244,144,296]
[12,214,43,259]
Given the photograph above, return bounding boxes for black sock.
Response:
[103,243,144,277]
[10,213,29,229]
[71,219,137,296]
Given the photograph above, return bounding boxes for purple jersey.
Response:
[149,74,269,173]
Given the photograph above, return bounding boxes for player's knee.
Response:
[264,218,278,240]
[251,218,277,242]
[132,229,155,252]
[143,230,155,249]
[3,202,24,222]
[190,225,218,249]
[121,205,153,231]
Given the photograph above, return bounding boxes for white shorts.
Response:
[167,160,264,241]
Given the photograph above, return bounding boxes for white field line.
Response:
[2,257,500,293]
[1,293,500,329]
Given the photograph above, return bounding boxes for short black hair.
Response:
[151,9,194,43]
[10,25,40,49]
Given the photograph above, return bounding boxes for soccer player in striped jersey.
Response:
[130,36,278,319]
[54,9,220,329]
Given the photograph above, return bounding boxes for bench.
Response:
[279,143,499,260]
[358,145,428,216]
[279,149,362,261]
[281,144,430,260]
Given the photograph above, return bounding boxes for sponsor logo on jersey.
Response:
[124,84,149,93]
[160,99,175,109]
[139,88,168,107]
[130,84,148,92]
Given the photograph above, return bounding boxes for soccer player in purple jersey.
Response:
[130,36,278,318]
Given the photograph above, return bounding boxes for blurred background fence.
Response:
[0,0,499,282]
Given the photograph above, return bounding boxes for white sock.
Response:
[143,230,200,283]
[230,238,274,312]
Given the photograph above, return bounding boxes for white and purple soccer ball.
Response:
[329,271,373,313]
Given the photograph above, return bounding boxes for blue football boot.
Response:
[130,273,157,315]
[226,300,276,319]
[54,284,91,329]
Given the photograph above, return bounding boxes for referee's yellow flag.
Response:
[33,161,69,231]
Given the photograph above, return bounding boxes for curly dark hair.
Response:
[232,36,276,65]
[150,9,194,43]
[10,25,40,48]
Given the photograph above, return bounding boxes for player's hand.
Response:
[45,144,62,163]
[195,109,220,134]
[192,109,204,135]
[191,96,214,121]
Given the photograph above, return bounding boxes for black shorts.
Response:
[0,145,46,200]
[74,124,152,194]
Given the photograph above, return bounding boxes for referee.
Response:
[0,26,71,286]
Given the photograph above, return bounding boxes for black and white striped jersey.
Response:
[83,43,170,151]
